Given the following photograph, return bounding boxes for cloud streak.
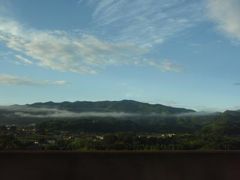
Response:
[86,0,204,46]
[148,59,183,72]
[15,55,33,65]
[0,105,216,119]
[0,105,206,118]
[0,105,138,118]
[0,74,67,86]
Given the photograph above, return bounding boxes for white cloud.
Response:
[0,16,182,74]
[207,0,240,40]
[148,59,183,72]
[0,1,192,74]
[0,74,67,86]
[53,80,68,85]
[0,17,151,74]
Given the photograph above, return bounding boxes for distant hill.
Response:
[28,100,195,114]
[1,100,240,136]
[202,110,240,136]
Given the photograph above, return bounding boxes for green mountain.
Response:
[1,100,240,137]
[28,100,195,114]
[202,110,240,136]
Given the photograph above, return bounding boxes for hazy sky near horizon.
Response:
[0,0,240,111]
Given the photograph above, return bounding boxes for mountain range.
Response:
[27,100,195,114]
[0,100,240,136]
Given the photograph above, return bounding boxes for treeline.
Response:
[1,132,240,151]
[35,115,215,134]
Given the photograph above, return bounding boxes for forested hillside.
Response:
[0,100,240,150]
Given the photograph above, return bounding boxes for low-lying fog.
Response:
[0,105,217,119]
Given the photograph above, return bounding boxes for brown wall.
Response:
[0,151,239,180]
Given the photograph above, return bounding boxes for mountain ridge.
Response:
[27,99,195,114]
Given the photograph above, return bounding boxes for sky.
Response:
[0,0,240,111]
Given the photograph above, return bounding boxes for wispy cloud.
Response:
[15,55,33,65]
[234,82,240,86]
[0,17,151,74]
[0,15,184,74]
[0,1,202,74]
[85,0,204,46]
[207,0,240,41]
[0,74,67,86]
[148,59,183,72]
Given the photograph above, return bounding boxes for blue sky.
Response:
[0,0,240,111]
